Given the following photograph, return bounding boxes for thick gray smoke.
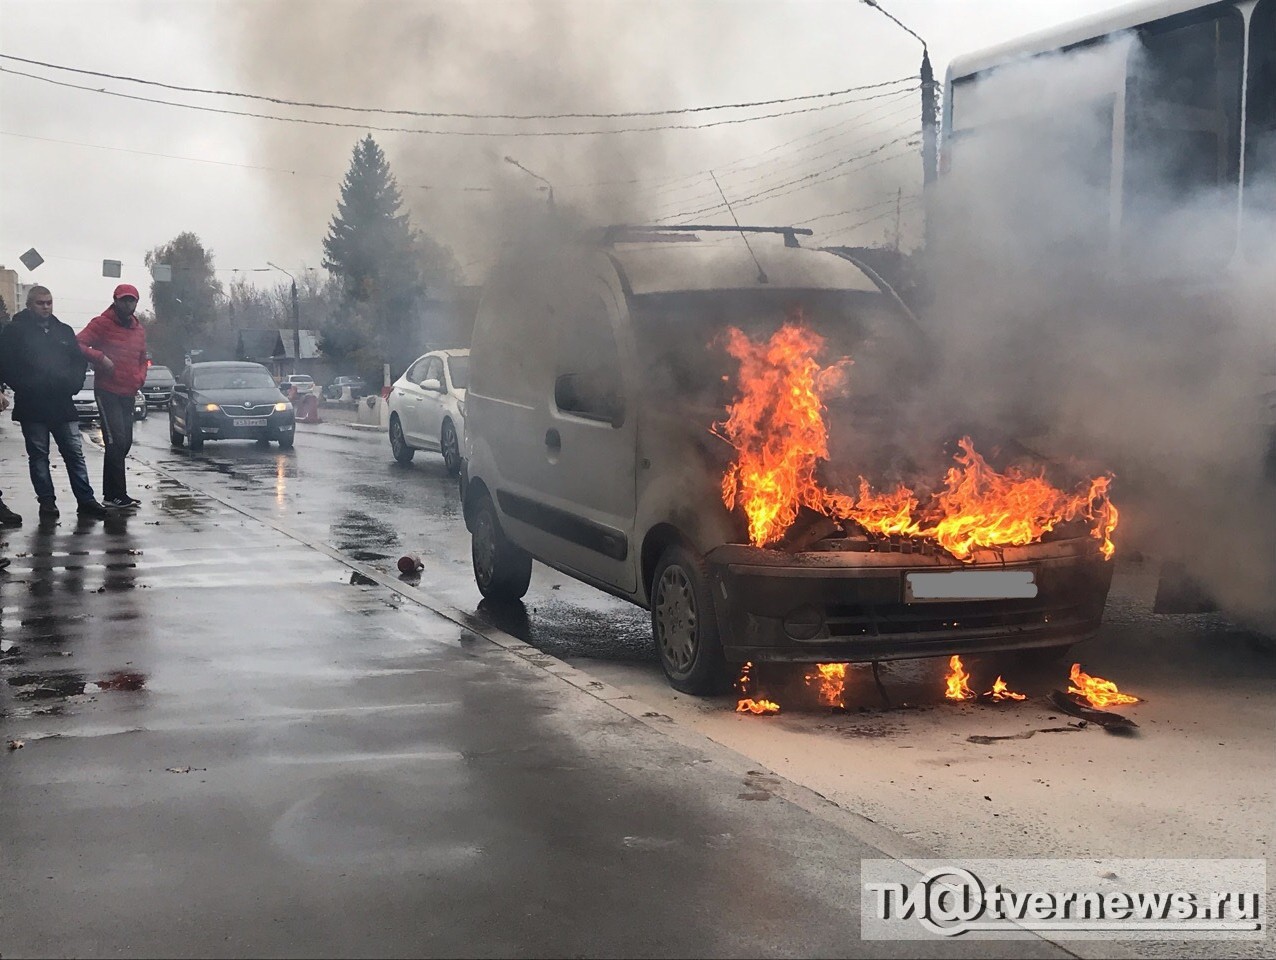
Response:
[924,34,1276,629]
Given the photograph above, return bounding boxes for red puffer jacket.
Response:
[77,307,149,396]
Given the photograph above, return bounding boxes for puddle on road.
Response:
[330,510,399,562]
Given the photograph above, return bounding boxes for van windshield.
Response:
[630,289,920,410]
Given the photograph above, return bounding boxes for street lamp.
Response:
[504,155,555,210]
[266,262,301,375]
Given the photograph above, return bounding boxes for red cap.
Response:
[113,283,140,301]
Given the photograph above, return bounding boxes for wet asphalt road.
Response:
[132,415,658,667]
[4,419,1078,958]
[4,413,1274,958]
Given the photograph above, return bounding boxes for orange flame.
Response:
[716,322,1118,560]
[735,661,780,715]
[1068,663,1139,708]
[985,676,1027,701]
[804,662,848,708]
[945,655,976,701]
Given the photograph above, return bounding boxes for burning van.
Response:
[462,225,1117,694]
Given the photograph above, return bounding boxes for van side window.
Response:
[554,296,625,425]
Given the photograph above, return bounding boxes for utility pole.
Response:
[920,48,938,187]
[266,262,301,375]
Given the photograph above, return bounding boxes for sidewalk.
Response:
[1,426,1039,958]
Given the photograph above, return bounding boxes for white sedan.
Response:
[387,349,468,475]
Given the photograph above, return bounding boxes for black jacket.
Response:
[0,310,88,424]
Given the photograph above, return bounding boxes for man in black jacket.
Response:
[0,286,107,520]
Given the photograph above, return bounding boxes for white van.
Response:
[462,226,1115,694]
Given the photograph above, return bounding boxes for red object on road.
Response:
[398,553,424,574]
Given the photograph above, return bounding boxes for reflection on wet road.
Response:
[130,421,655,663]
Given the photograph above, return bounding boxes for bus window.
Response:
[1123,10,1244,264]
[1244,0,1276,254]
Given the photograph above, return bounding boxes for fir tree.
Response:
[322,137,425,378]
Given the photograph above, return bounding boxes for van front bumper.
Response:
[704,537,1114,663]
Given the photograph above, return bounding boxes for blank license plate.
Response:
[905,569,1038,602]
[233,418,267,427]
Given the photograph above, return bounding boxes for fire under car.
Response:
[462,225,1118,694]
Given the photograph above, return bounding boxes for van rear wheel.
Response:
[471,492,532,602]
[652,545,728,695]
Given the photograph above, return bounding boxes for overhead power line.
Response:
[0,130,493,192]
[0,53,915,121]
[0,65,917,136]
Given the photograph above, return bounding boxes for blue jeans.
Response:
[20,420,96,505]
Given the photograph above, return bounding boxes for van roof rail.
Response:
[600,224,814,248]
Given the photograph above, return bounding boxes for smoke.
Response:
[923,31,1276,628]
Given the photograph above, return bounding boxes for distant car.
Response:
[141,364,176,408]
[324,375,367,400]
[387,349,468,475]
[73,372,98,423]
[278,374,316,396]
[170,361,296,451]
[133,391,148,421]
[73,373,147,422]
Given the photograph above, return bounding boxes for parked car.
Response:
[73,372,98,423]
[278,374,315,396]
[73,373,147,422]
[324,376,367,400]
[141,364,176,409]
[387,349,468,475]
[462,226,1116,694]
[170,361,296,450]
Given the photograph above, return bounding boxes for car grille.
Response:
[219,403,277,416]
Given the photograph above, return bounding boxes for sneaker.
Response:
[77,499,109,519]
[0,499,21,527]
[38,499,59,519]
[123,496,142,508]
[104,496,138,511]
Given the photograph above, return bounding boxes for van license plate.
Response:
[905,569,1038,602]
[233,418,267,427]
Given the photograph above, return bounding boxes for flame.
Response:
[985,675,1027,701]
[735,661,780,715]
[804,662,848,708]
[1068,663,1139,708]
[716,322,1118,560]
[945,655,976,700]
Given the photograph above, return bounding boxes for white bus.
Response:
[942,0,1274,268]
[938,1,1276,626]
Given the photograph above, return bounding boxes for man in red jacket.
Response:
[77,284,149,510]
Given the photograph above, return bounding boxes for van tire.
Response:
[471,492,532,602]
[651,545,728,695]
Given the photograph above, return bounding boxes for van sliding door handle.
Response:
[545,429,562,451]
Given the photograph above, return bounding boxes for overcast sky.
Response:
[0,0,1124,327]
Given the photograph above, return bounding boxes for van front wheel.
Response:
[471,493,532,602]
[652,545,727,695]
